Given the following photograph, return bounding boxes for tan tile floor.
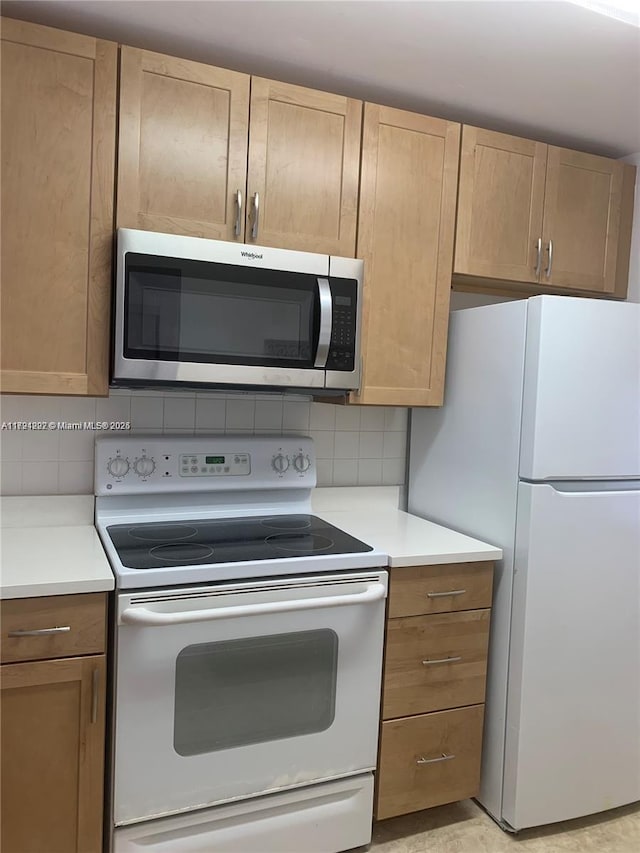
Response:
[366,799,640,852]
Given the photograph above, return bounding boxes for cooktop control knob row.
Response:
[293,452,311,473]
[134,455,156,477]
[107,456,130,478]
[271,453,290,474]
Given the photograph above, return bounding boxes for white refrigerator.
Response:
[408,295,640,831]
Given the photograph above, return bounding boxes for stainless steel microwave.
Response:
[112,229,363,393]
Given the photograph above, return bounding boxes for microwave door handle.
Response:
[120,582,386,627]
[314,277,333,369]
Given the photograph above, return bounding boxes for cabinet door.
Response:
[1,19,116,396]
[454,126,547,284]
[542,146,634,295]
[353,105,460,406]
[246,78,361,255]
[117,47,250,240]
[1,655,106,853]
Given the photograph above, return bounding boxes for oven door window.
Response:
[124,254,319,367]
[173,629,338,756]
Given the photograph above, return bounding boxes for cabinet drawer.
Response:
[383,610,490,719]
[376,704,484,820]
[1,593,106,663]
[388,562,493,617]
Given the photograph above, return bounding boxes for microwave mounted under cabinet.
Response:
[112,229,363,393]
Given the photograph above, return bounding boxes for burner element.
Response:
[260,515,312,531]
[266,533,334,553]
[129,524,198,542]
[150,543,215,563]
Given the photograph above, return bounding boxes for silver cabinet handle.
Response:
[422,656,462,666]
[234,189,243,237]
[314,278,332,368]
[545,239,553,278]
[416,753,456,765]
[251,192,260,240]
[8,626,71,637]
[426,589,466,598]
[534,237,542,278]
[91,667,99,724]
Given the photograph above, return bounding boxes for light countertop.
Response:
[0,487,501,600]
[1,496,115,599]
[312,487,502,567]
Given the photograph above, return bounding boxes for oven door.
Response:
[114,570,387,826]
[113,229,333,389]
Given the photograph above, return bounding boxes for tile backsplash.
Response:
[0,391,408,496]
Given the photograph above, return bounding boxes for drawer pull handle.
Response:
[8,626,71,637]
[416,753,456,765]
[422,656,462,666]
[426,589,466,598]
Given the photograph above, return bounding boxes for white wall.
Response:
[0,391,408,496]
[621,153,640,304]
[449,292,522,310]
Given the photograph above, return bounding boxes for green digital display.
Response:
[206,456,225,464]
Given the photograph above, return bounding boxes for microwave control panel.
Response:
[327,278,357,372]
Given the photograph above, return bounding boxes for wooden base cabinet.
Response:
[0,594,107,853]
[0,18,117,396]
[375,562,494,821]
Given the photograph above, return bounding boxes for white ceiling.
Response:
[4,0,640,157]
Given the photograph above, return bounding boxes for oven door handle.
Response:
[313,277,333,369]
[120,582,386,627]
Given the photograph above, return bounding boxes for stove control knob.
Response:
[134,455,156,478]
[293,453,311,473]
[107,456,130,478]
[272,453,290,474]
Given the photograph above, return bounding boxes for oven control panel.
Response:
[94,435,315,495]
[179,452,250,477]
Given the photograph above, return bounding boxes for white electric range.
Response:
[95,434,388,853]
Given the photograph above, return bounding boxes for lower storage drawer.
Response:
[1,593,107,664]
[382,609,490,719]
[375,704,484,820]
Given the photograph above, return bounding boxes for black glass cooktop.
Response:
[107,514,373,570]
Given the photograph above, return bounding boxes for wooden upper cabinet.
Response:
[117,47,250,240]
[454,126,635,298]
[352,105,460,407]
[454,126,547,283]
[1,655,106,853]
[246,78,361,255]
[0,18,117,396]
[542,147,634,295]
